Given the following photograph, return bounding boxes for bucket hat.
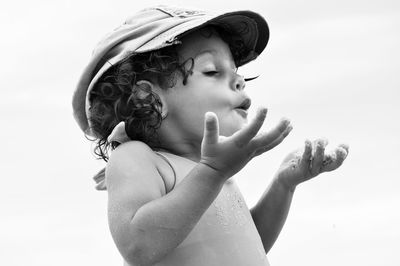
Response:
[72,5,269,136]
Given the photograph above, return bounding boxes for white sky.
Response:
[1,0,399,265]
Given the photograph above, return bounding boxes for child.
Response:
[72,5,349,266]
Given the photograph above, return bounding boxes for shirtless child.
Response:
[72,6,349,266]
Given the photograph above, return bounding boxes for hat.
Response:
[72,5,270,136]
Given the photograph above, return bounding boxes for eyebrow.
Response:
[193,50,216,60]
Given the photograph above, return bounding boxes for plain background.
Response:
[1,0,399,265]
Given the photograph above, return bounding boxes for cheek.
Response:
[173,101,206,130]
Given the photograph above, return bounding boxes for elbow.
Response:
[110,221,159,265]
[123,242,164,266]
[124,246,148,266]
[110,217,171,265]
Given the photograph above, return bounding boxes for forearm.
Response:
[126,163,225,264]
[251,175,295,253]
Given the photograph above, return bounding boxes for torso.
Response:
[125,150,270,266]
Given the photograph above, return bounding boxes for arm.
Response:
[107,109,292,265]
[251,139,349,253]
[108,152,225,265]
[251,175,294,254]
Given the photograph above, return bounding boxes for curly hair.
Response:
[88,26,250,161]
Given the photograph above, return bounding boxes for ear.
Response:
[135,80,168,119]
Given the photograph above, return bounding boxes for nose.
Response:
[232,73,245,91]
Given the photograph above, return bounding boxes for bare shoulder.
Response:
[106,141,174,194]
[105,141,173,256]
[106,141,167,220]
[107,140,157,169]
[106,141,163,192]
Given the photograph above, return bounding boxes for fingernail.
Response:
[260,107,268,115]
[317,139,325,147]
[205,112,214,122]
[340,143,349,152]
[280,118,290,125]
[338,147,348,156]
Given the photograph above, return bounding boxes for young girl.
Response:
[72,6,349,266]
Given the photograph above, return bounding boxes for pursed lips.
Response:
[234,98,251,118]
[234,108,248,118]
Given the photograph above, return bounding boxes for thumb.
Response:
[203,112,219,145]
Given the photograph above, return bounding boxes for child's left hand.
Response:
[276,139,349,190]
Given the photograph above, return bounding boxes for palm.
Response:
[200,109,292,180]
[276,140,349,189]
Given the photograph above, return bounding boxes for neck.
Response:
[155,122,202,163]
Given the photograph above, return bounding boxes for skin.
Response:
[154,28,256,161]
[106,28,349,265]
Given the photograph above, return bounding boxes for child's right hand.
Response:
[200,108,293,180]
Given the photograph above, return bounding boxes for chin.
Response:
[220,122,246,137]
[217,112,248,136]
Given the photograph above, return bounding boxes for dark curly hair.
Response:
[88,26,251,161]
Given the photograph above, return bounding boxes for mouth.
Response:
[234,98,251,118]
[236,98,251,111]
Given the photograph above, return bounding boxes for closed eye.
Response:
[203,71,219,76]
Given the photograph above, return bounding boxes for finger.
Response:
[253,122,293,156]
[250,117,291,151]
[310,139,328,176]
[338,143,349,154]
[202,112,219,145]
[299,139,313,170]
[322,146,349,172]
[233,107,268,147]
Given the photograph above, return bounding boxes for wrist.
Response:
[274,174,297,193]
[198,160,227,180]
[196,161,227,185]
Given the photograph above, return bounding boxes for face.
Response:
[161,27,251,143]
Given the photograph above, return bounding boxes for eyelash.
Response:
[203,69,258,81]
[204,71,219,76]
